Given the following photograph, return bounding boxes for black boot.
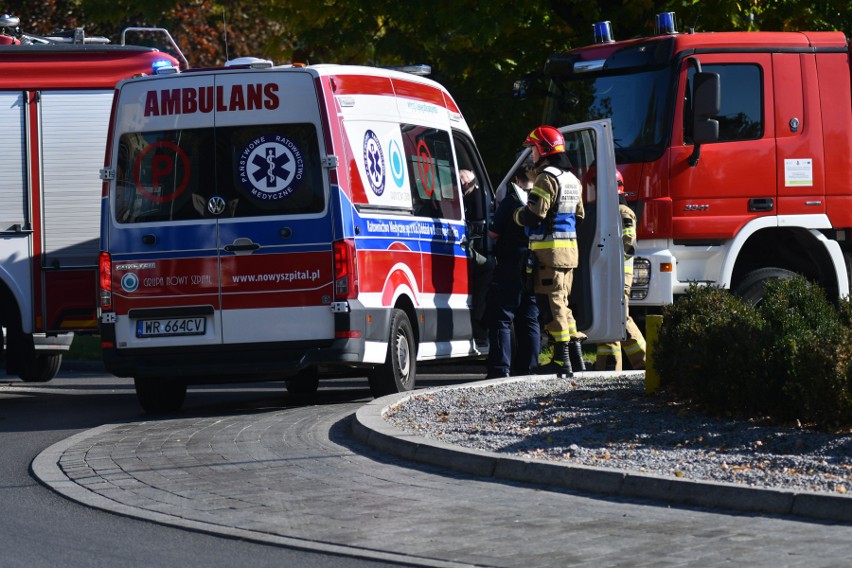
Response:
[568,339,586,372]
[535,342,573,378]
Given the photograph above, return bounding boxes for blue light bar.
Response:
[655,12,677,35]
[592,21,614,44]
[152,58,179,75]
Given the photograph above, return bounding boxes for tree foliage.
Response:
[4,0,849,176]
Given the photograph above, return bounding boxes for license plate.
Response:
[136,317,206,338]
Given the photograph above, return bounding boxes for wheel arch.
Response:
[0,272,28,332]
[392,293,420,352]
[729,226,842,301]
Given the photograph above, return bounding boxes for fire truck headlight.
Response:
[631,258,651,300]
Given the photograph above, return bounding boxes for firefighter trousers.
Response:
[534,264,583,343]
[595,284,646,371]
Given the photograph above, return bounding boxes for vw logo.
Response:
[207,196,226,215]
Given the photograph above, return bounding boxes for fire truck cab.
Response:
[525,12,852,314]
[0,15,181,382]
[99,62,625,412]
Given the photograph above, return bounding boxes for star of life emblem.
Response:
[363,130,386,196]
[238,134,304,200]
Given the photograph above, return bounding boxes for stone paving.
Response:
[33,396,852,567]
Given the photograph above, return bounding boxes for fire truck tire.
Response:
[733,267,797,306]
[286,371,320,395]
[368,309,416,398]
[17,353,62,383]
[134,377,187,414]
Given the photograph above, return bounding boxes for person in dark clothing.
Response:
[485,163,541,379]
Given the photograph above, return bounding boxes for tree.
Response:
[5,0,849,174]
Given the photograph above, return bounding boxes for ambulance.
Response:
[98,61,624,413]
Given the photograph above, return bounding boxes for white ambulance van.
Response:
[98,61,624,413]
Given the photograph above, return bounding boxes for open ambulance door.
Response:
[495,119,625,342]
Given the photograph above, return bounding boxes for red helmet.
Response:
[616,169,624,195]
[523,126,565,157]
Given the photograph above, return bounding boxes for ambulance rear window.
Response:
[114,123,324,223]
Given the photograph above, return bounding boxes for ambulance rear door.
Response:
[213,70,333,344]
[107,73,222,350]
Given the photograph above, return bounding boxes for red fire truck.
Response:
[521,12,852,315]
[0,14,182,381]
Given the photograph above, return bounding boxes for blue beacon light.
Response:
[152,59,178,74]
[592,21,614,44]
[655,12,678,35]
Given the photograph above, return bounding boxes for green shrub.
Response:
[654,277,852,428]
[756,278,852,425]
[655,283,766,411]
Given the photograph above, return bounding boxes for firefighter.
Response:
[513,126,585,378]
[595,169,646,371]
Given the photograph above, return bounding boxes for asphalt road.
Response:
[4,363,852,567]
[0,365,418,568]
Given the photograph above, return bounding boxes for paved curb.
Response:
[31,425,478,568]
[352,375,852,523]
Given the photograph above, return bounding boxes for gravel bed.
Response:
[384,373,852,496]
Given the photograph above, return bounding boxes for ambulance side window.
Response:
[401,124,461,220]
[452,134,490,226]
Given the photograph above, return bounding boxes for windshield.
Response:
[543,67,674,163]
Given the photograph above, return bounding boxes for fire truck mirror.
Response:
[692,71,720,145]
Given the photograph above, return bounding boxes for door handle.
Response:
[224,238,260,253]
[748,198,774,212]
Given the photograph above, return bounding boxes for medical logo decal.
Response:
[238,134,304,200]
[363,130,386,196]
[121,272,139,293]
[388,139,405,189]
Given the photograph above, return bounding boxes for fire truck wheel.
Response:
[286,371,320,395]
[17,353,62,383]
[368,309,416,397]
[733,267,796,306]
[134,377,187,414]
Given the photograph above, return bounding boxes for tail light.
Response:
[98,251,113,311]
[333,239,358,300]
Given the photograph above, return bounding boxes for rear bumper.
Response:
[103,337,370,382]
[100,304,394,382]
[33,332,75,352]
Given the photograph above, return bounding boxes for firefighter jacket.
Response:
[621,202,637,282]
[514,165,584,268]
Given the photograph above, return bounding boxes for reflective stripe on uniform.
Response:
[530,186,550,200]
[595,344,620,356]
[530,240,578,250]
[550,329,571,342]
[624,337,646,355]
